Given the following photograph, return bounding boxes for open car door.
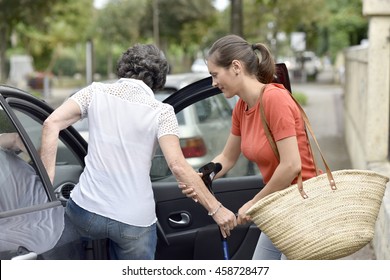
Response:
[153,63,292,259]
[0,85,107,260]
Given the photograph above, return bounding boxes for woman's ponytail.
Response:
[252,43,275,84]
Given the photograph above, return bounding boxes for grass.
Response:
[292,91,308,106]
[53,77,86,88]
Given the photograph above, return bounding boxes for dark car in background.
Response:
[0,64,291,260]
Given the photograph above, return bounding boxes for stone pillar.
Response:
[363,0,390,260]
[363,0,390,162]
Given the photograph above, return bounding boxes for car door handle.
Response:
[168,212,191,227]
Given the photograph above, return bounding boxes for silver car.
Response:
[72,73,256,179]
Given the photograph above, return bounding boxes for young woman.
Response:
[181,34,317,259]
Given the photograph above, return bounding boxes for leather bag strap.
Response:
[259,86,337,198]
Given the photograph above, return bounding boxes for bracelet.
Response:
[208,203,222,216]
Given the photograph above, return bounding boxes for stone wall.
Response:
[344,0,390,259]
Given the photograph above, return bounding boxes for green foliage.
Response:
[0,0,60,27]
[52,55,78,76]
[0,0,61,80]
[243,0,367,62]
[244,0,326,57]
[151,0,216,43]
[292,92,308,106]
[140,0,218,63]
[6,0,95,72]
[95,0,146,45]
[1,0,369,81]
[53,76,86,88]
[322,0,368,61]
[28,89,43,99]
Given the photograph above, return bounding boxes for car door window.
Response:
[0,108,47,212]
[12,109,81,167]
[0,103,65,259]
[195,95,257,177]
[8,106,85,206]
[195,99,212,122]
[151,94,259,182]
[196,95,232,123]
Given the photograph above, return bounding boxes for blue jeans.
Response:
[252,232,287,260]
[65,198,157,260]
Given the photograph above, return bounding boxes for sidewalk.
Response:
[45,87,77,109]
[292,70,376,260]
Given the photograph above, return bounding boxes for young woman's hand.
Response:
[178,178,201,203]
[178,182,197,201]
[236,200,254,225]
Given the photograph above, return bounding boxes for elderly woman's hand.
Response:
[212,206,238,238]
[178,182,238,238]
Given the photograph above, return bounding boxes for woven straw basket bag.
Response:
[246,169,388,260]
[246,87,389,260]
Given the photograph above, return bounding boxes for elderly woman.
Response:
[39,44,236,260]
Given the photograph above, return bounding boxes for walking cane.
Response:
[199,162,229,260]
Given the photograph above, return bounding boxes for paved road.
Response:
[292,82,351,171]
[45,87,75,109]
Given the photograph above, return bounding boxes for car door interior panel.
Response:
[153,176,264,260]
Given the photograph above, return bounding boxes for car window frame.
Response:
[0,95,54,194]
[0,89,88,206]
[0,87,93,259]
[0,95,64,223]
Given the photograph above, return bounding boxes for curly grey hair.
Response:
[116,44,169,91]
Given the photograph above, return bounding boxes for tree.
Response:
[321,0,368,61]
[0,0,60,81]
[93,0,147,76]
[230,0,243,36]
[243,0,326,57]
[140,0,218,71]
[0,0,95,82]
[243,0,367,61]
[16,0,95,72]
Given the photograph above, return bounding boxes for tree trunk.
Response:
[230,0,243,37]
[0,25,9,83]
[107,47,113,78]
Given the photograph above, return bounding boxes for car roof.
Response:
[164,72,210,91]
[98,73,212,97]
